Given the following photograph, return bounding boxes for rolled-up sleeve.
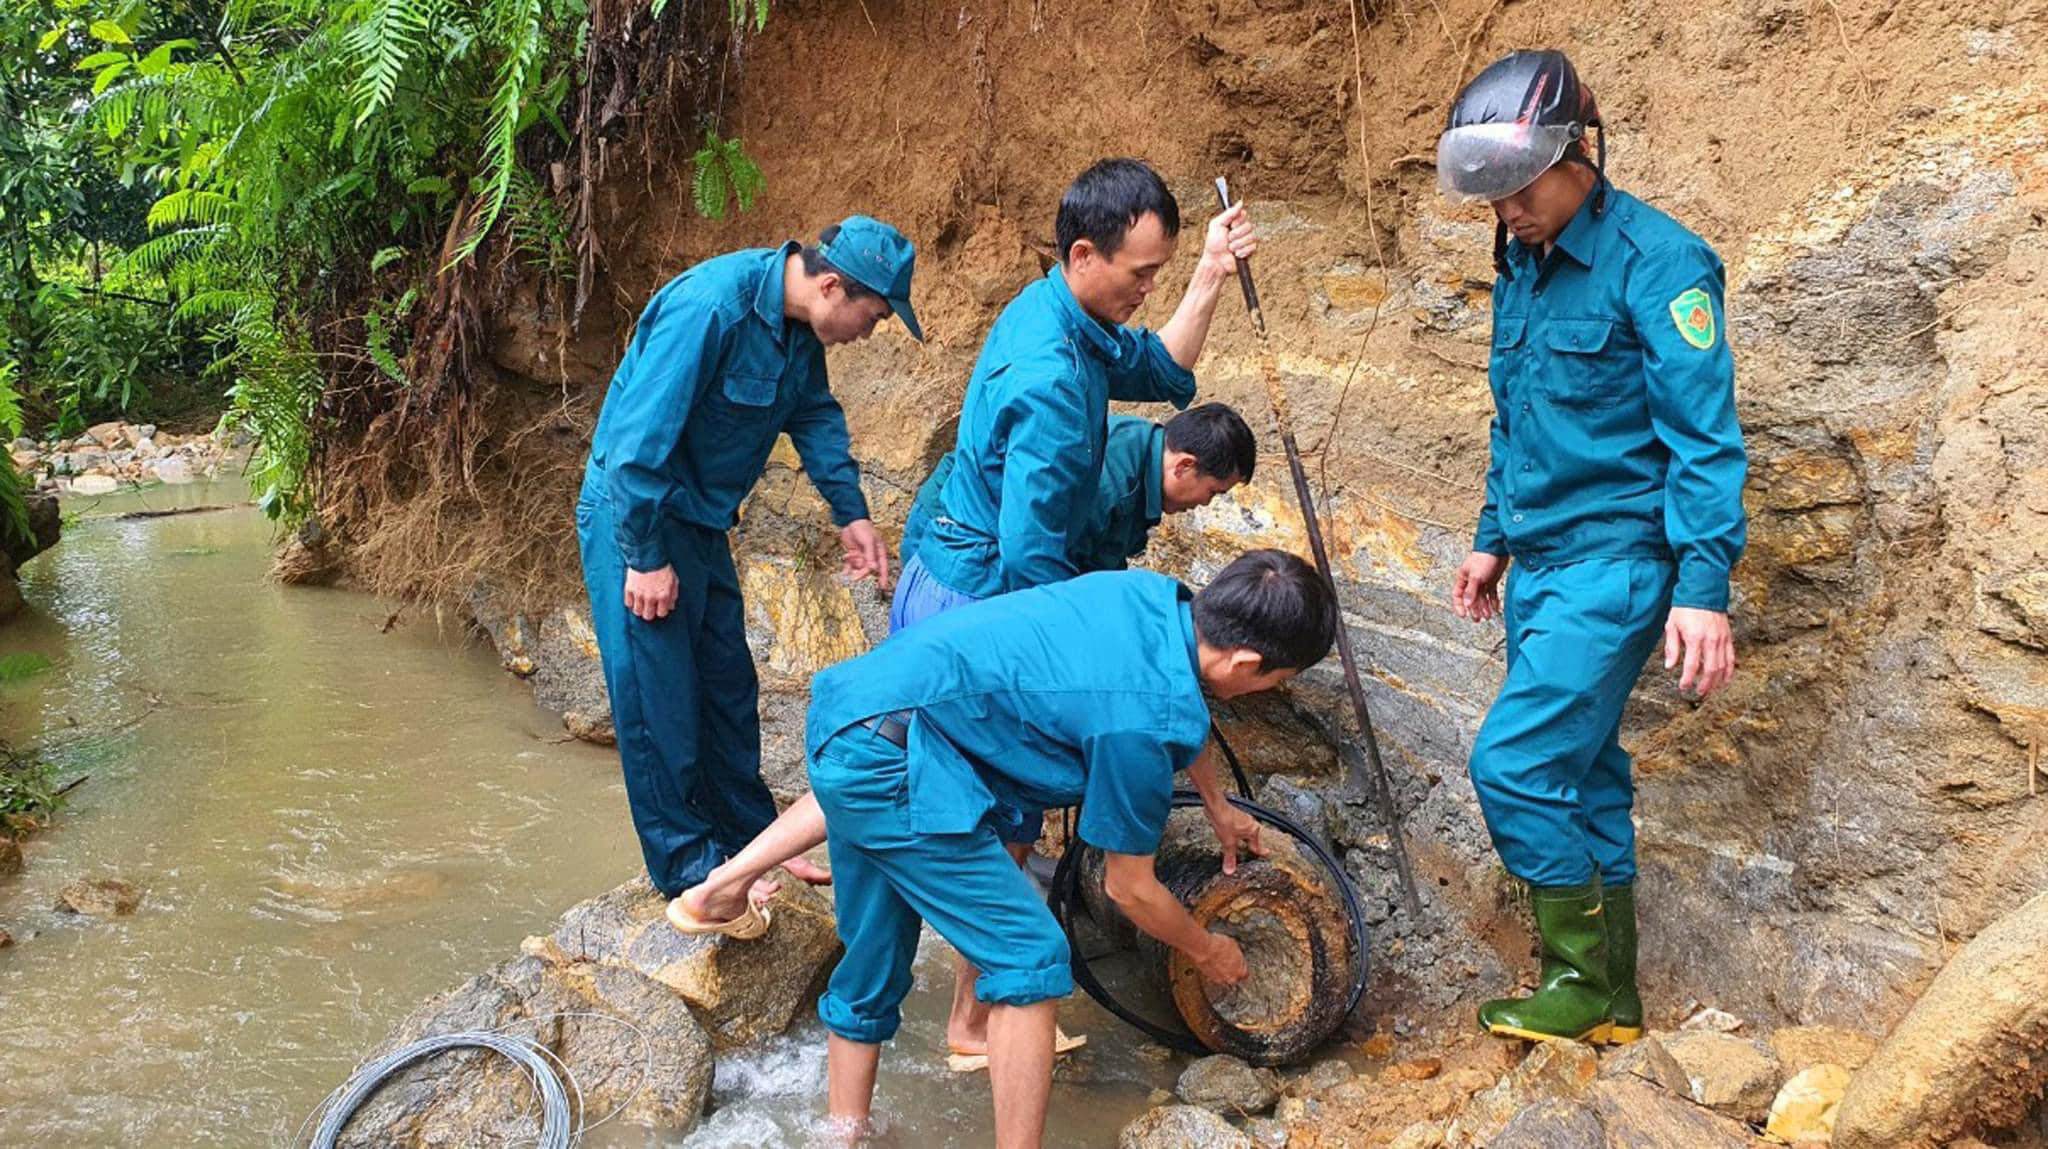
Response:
[1631,243,1747,611]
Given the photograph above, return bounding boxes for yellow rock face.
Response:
[739,557,871,677]
[1767,1063,1852,1145]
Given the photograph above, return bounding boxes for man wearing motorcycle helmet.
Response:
[1438,50,1748,1046]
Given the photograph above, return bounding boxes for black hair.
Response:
[799,224,881,300]
[1164,403,1257,484]
[1192,549,1337,672]
[1054,158,1182,264]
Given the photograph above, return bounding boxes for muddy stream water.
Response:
[0,485,1169,1146]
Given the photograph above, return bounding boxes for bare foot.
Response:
[945,1023,988,1057]
[747,875,782,907]
[681,878,754,925]
[782,857,832,886]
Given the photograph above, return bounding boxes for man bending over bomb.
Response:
[804,549,1336,1147]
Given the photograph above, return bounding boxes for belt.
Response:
[861,711,910,748]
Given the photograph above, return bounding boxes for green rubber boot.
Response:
[1478,883,1614,1044]
[1604,883,1642,1043]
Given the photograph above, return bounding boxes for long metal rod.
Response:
[1214,177,1422,917]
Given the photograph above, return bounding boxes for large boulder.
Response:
[334,953,714,1147]
[1835,887,2048,1148]
[538,876,840,1050]
[327,875,841,1145]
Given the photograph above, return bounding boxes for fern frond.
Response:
[146,188,237,230]
[346,0,432,126]
[0,361,24,441]
[174,289,263,324]
[449,0,543,262]
[118,226,227,276]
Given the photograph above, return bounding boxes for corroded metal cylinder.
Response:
[1074,807,1357,1066]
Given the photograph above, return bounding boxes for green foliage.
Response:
[4,0,774,533]
[690,129,764,221]
[0,742,66,825]
[0,361,29,551]
[0,652,53,684]
[0,359,22,439]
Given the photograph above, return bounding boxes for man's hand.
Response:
[1453,551,1507,622]
[1664,607,1736,697]
[624,565,679,622]
[839,519,891,592]
[1205,801,1266,876]
[1197,203,1258,285]
[1191,931,1249,986]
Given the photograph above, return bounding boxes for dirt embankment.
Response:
[324,0,2047,1057]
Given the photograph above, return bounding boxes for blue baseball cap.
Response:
[821,215,924,342]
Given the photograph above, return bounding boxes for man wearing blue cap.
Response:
[576,215,923,915]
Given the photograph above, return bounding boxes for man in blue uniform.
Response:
[576,216,921,912]
[807,549,1336,1148]
[894,157,1257,626]
[898,404,1258,611]
[1437,51,1747,1044]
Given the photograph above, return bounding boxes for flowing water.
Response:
[0,485,1172,1147]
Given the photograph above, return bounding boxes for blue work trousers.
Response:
[810,723,1073,1044]
[1468,557,1675,887]
[576,490,777,897]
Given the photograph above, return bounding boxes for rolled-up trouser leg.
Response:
[811,725,1073,1044]
[1467,558,1674,888]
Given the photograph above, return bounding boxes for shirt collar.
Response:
[1048,266,1127,365]
[752,242,800,342]
[1502,183,1604,275]
[1142,422,1166,528]
[1550,188,1603,269]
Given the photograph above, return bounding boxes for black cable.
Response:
[1208,722,1256,802]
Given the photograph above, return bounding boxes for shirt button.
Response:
[1521,403,1532,414]
[1512,514,1525,523]
[1521,463,1532,472]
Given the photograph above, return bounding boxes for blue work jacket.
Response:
[1478,186,1748,611]
[915,268,1194,598]
[584,243,869,571]
[806,570,1211,856]
[902,416,1165,574]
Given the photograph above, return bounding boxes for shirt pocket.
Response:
[1542,318,1636,407]
[703,370,781,422]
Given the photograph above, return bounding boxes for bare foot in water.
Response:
[782,856,832,885]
